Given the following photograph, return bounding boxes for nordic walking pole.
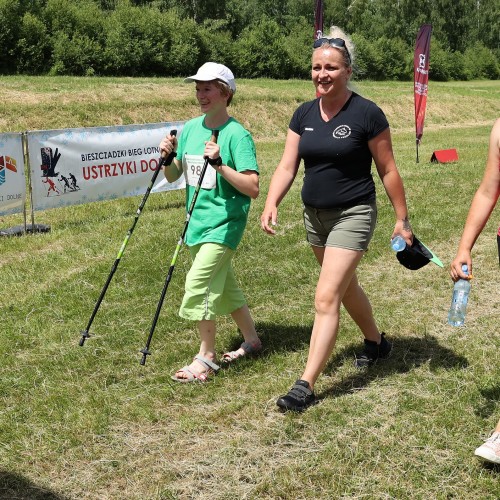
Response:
[79,129,178,347]
[139,130,219,365]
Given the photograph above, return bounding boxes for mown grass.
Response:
[0,77,499,499]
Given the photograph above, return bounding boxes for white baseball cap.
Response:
[184,62,236,93]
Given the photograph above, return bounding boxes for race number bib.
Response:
[183,154,217,189]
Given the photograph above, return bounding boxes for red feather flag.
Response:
[314,0,324,40]
[414,24,432,162]
[314,0,324,97]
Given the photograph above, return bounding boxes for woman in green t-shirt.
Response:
[159,62,261,382]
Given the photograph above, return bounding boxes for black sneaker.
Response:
[276,379,316,412]
[354,332,392,369]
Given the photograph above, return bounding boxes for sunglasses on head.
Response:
[313,37,351,63]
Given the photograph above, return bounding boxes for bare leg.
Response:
[312,246,381,343]
[231,304,259,342]
[342,273,381,343]
[173,319,217,379]
[301,246,364,389]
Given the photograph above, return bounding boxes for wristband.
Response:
[162,151,177,167]
[207,156,223,167]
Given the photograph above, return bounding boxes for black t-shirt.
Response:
[289,92,389,209]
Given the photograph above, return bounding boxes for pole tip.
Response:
[139,348,150,365]
[79,330,90,346]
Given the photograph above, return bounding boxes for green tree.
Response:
[234,17,290,78]
[475,0,500,51]
[430,0,476,52]
[0,0,23,73]
[43,0,106,75]
[284,16,313,78]
[428,39,466,81]
[463,41,500,79]
[16,12,51,74]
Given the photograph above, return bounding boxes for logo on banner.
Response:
[40,146,80,197]
[0,155,18,186]
[41,147,61,177]
[417,53,428,75]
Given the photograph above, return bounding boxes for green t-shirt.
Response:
[176,116,259,250]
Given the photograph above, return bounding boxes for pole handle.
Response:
[159,129,178,166]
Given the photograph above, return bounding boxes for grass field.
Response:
[1,77,499,499]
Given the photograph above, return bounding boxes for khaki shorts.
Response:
[179,243,246,321]
[303,202,377,251]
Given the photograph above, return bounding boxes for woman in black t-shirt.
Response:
[261,26,413,412]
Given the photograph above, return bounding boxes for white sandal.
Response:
[222,339,262,364]
[171,354,220,383]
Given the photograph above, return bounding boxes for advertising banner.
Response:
[0,133,25,216]
[28,121,185,211]
[414,24,432,145]
[314,0,324,40]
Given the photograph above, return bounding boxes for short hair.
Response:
[212,80,234,106]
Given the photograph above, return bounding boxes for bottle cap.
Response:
[461,264,472,279]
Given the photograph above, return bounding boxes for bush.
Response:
[233,18,290,78]
[463,42,499,80]
[351,33,381,80]
[162,15,202,76]
[103,3,160,76]
[0,0,23,73]
[50,32,103,76]
[428,41,466,81]
[195,19,237,72]
[371,36,412,81]
[283,17,313,79]
[43,0,106,75]
[43,0,105,39]
[102,4,200,77]
[16,13,52,74]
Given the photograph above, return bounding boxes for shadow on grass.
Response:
[0,470,68,500]
[317,334,469,401]
[481,461,500,472]
[223,321,312,355]
[475,385,500,419]
[222,327,471,402]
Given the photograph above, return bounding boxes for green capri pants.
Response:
[179,243,247,321]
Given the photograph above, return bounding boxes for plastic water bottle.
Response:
[391,235,406,252]
[447,264,471,326]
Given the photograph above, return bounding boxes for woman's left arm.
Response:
[214,165,259,199]
[204,140,259,199]
[370,128,413,244]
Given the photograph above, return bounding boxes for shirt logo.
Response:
[332,125,351,139]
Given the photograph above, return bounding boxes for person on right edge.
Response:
[450,118,500,465]
[260,26,413,412]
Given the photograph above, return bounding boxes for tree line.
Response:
[0,0,498,80]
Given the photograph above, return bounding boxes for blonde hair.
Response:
[317,25,355,69]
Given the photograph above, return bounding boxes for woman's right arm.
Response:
[450,118,500,280]
[260,129,301,234]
